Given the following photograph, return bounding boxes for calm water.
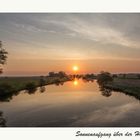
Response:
[0,79,140,127]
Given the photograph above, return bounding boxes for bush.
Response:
[97,71,113,86]
[0,83,15,101]
[0,83,15,95]
[39,76,46,86]
[25,82,37,93]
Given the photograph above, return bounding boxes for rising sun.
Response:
[73,66,79,71]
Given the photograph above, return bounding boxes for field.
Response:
[0,76,41,91]
[105,78,140,100]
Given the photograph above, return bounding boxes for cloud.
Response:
[43,17,140,49]
[1,14,140,50]
[71,102,140,126]
[12,22,57,34]
[0,13,140,61]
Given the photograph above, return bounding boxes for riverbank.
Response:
[0,76,70,99]
[104,78,140,99]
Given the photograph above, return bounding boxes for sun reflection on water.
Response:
[73,79,78,86]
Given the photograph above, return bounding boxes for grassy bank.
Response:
[104,78,140,99]
[0,76,70,90]
[0,76,70,101]
[0,76,40,91]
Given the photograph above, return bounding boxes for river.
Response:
[0,79,140,127]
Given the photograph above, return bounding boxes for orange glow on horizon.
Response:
[3,59,140,76]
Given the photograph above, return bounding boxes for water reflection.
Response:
[25,86,47,94]
[82,78,94,83]
[0,79,140,127]
[73,79,78,86]
[0,93,14,102]
[0,111,6,127]
[0,86,46,102]
[99,86,112,97]
[0,79,66,102]
[0,78,140,102]
[39,86,46,93]
[54,81,64,86]
[25,88,37,94]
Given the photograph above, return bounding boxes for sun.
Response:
[73,66,79,71]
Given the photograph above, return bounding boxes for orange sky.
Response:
[3,58,140,76]
[0,14,140,76]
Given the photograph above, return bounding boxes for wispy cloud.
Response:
[44,17,140,49]
[12,22,57,34]
[71,102,140,126]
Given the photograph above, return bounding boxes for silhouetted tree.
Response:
[112,74,118,78]
[48,72,55,77]
[39,76,46,86]
[123,74,126,79]
[0,41,8,74]
[137,74,140,79]
[58,71,67,78]
[97,71,113,86]
[25,82,37,93]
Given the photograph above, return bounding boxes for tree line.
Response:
[0,41,8,74]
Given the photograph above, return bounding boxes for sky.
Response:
[0,13,140,76]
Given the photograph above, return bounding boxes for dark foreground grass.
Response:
[105,78,140,100]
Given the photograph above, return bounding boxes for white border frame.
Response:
[0,0,140,140]
[0,0,140,12]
